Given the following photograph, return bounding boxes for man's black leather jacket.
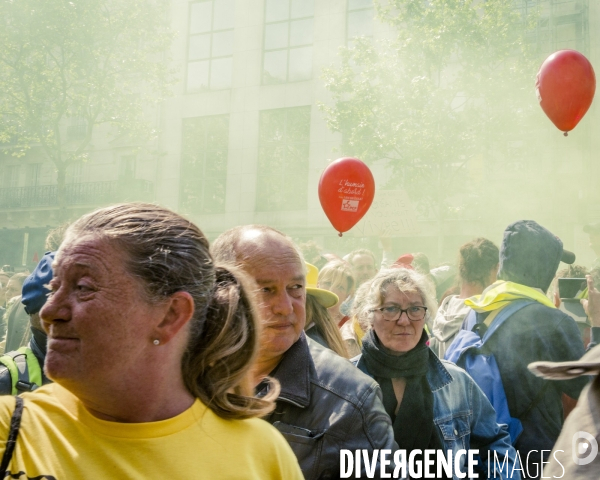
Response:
[257,333,397,480]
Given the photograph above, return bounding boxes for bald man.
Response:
[212,225,396,480]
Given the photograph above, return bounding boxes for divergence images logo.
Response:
[341,200,359,212]
[572,431,598,466]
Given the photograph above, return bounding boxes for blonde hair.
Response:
[364,268,438,327]
[318,260,355,297]
[305,295,349,358]
[66,203,278,420]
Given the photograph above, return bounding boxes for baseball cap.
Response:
[498,220,575,293]
[21,251,55,315]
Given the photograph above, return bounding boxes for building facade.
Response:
[1,0,599,269]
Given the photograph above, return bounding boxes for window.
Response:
[26,164,41,187]
[263,0,314,84]
[347,0,374,44]
[2,165,20,188]
[516,0,589,56]
[187,0,235,91]
[180,115,229,214]
[119,155,136,181]
[66,162,83,184]
[256,106,310,211]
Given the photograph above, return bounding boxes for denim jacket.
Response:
[355,353,520,480]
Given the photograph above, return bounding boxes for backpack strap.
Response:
[447,300,535,364]
[463,306,505,332]
[0,356,19,396]
[477,299,551,421]
[469,308,503,339]
[21,348,41,391]
[483,307,503,327]
[0,396,24,477]
[480,299,536,343]
[0,348,42,396]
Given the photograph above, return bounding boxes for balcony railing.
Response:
[0,180,154,209]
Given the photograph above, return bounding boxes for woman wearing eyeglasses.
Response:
[353,268,518,480]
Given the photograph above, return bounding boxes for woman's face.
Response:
[318,277,351,308]
[40,235,168,391]
[371,285,426,354]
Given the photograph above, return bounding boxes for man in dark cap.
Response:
[461,220,588,479]
[0,252,55,395]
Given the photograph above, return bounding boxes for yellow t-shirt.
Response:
[0,383,304,479]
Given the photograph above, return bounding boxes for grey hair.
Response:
[350,279,374,332]
[363,268,438,327]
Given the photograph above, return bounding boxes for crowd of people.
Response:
[0,203,598,479]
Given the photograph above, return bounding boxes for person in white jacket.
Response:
[429,238,499,358]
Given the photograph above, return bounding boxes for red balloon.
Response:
[536,50,596,135]
[318,157,375,236]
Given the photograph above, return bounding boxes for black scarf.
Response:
[361,329,445,455]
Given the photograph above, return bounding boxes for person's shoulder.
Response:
[518,302,566,317]
[225,413,287,441]
[17,383,69,413]
[437,294,459,313]
[0,365,13,396]
[506,302,575,328]
[437,357,463,372]
[198,405,302,471]
[242,418,303,478]
[350,353,361,367]
[305,325,328,349]
[432,357,483,394]
[0,392,26,435]
[307,338,379,400]
[446,295,470,314]
[307,336,357,374]
[197,401,284,441]
[0,394,18,419]
[437,357,472,381]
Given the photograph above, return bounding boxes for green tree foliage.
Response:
[0,0,173,214]
[321,0,539,220]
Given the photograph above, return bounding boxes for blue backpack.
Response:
[444,299,537,445]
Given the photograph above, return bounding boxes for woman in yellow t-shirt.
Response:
[0,203,303,480]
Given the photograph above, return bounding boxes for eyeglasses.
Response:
[371,305,427,322]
